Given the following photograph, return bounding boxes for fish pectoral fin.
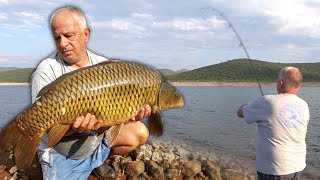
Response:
[105,123,124,148]
[148,112,164,137]
[47,124,70,148]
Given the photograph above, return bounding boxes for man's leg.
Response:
[109,121,149,156]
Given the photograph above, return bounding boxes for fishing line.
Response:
[202,8,264,96]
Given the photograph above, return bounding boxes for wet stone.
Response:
[183,160,202,177]
[125,161,145,177]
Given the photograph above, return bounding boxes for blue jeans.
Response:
[38,139,110,180]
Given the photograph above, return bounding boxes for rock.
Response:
[112,160,121,175]
[92,164,116,179]
[195,171,207,179]
[125,161,145,177]
[202,160,222,180]
[114,174,127,180]
[0,165,6,173]
[222,168,246,180]
[183,160,202,177]
[151,151,163,164]
[145,161,164,179]
[0,169,11,180]
[174,146,190,162]
[88,175,98,180]
[133,144,152,161]
[169,159,180,169]
[247,173,256,180]
[9,165,18,174]
[161,149,176,164]
[164,168,180,179]
[123,156,133,163]
[137,172,150,179]
[150,141,160,150]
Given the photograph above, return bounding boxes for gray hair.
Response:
[50,6,87,30]
[278,66,302,89]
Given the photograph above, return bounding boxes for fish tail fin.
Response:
[0,120,41,170]
[0,121,21,153]
[148,112,164,137]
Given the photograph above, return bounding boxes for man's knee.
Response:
[135,122,149,145]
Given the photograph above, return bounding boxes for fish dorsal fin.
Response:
[105,123,124,147]
[36,71,76,98]
[47,124,70,148]
[36,80,59,98]
[98,59,121,65]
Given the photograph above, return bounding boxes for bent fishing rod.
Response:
[203,7,264,96]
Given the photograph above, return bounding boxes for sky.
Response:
[0,0,319,70]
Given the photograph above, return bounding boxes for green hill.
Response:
[166,59,320,82]
[0,68,35,83]
[158,68,189,76]
[0,67,17,72]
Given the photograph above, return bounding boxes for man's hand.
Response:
[130,105,151,121]
[72,113,103,132]
[237,104,247,118]
[70,105,152,133]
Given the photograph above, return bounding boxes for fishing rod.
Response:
[203,8,264,96]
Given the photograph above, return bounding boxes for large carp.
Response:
[0,60,184,170]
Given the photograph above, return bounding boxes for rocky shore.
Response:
[0,140,256,180]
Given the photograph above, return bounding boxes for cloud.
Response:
[130,13,155,21]
[12,11,46,30]
[91,13,227,43]
[251,0,318,38]
[0,13,7,22]
[152,16,225,31]
[0,0,8,4]
[209,0,320,38]
[0,57,9,62]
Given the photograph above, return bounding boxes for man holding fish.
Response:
[30,6,151,179]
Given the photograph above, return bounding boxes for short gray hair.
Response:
[50,6,87,30]
[278,66,302,89]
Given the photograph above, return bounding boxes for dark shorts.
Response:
[257,171,303,180]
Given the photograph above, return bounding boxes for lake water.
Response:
[0,85,319,179]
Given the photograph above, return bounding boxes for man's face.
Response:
[51,11,89,65]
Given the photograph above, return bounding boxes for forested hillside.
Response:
[166,59,320,82]
[0,68,34,83]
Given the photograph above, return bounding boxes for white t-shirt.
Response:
[243,93,309,175]
[31,50,108,159]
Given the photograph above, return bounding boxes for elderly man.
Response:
[237,67,309,180]
[31,6,150,179]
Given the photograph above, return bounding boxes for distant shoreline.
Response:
[0,82,30,86]
[0,82,320,87]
